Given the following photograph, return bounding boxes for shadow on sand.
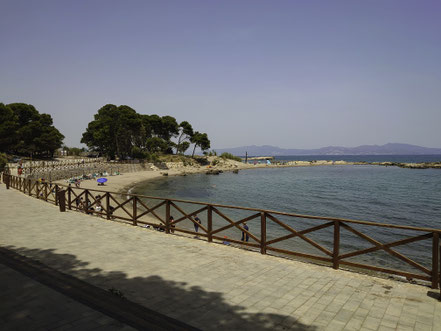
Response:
[2,245,317,331]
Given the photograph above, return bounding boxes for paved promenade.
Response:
[0,184,439,330]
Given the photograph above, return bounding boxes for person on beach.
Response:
[169,216,175,233]
[241,222,249,242]
[95,200,102,216]
[109,205,115,219]
[194,214,202,233]
[78,198,84,212]
[86,200,93,214]
[75,197,82,208]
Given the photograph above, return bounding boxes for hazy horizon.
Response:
[2,1,440,150]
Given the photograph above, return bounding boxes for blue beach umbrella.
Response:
[97,177,108,184]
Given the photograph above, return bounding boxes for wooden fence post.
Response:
[67,187,72,210]
[55,185,59,206]
[261,212,267,254]
[432,232,439,289]
[28,179,32,196]
[5,174,9,189]
[165,200,171,234]
[84,189,89,212]
[58,189,66,212]
[106,192,111,220]
[132,197,138,226]
[207,205,213,242]
[333,221,340,270]
[36,182,40,199]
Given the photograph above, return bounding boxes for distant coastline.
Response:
[215,143,441,157]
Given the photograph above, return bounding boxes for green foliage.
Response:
[145,137,168,153]
[81,104,142,159]
[0,153,7,172]
[212,159,219,166]
[220,152,242,162]
[177,141,190,154]
[82,104,210,160]
[130,146,146,159]
[0,103,19,152]
[190,132,211,157]
[176,121,194,154]
[0,103,64,157]
[69,147,83,156]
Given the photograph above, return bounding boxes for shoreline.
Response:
[55,158,441,196]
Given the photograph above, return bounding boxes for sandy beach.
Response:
[54,158,250,194]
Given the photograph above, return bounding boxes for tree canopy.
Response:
[191,132,211,157]
[81,104,210,160]
[0,103,64,157]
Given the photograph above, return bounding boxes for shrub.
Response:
[0,153,7,172]
[220,152,242,162]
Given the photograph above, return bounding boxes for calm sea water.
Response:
[133,156,441,276]
[264,154,441,163]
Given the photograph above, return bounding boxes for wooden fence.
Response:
[3,173,441,290]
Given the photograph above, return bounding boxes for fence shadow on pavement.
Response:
[1,245,317,331]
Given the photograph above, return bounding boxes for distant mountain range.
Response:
[215,143,441,156]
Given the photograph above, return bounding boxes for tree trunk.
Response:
[176,133,183,154]
[192,144,197,158]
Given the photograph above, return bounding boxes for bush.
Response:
[220,152,242,162]
[0,153,7,172]
[149,153,159,163]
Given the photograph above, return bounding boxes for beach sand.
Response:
[55,157,260,194]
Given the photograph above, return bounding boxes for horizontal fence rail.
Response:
[2,173,441,290]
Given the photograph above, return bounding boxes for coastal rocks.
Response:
[375,162,441,169]
[233,169,239,174]
[161,172,168,176]
[206,169,221,175]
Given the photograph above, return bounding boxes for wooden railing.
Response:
[3,173,441,290]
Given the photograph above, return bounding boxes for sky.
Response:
[1,0,441,149]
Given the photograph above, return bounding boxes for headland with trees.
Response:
[0,102,214,172]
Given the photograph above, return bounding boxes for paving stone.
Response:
[377,325,395,331]
[325,319,346,331]
[334,308,354,324]
[396,324,415,331]
[380,314,399,329]
[343,317,364,331]
[362,316,381,330]
[414,321,433,331]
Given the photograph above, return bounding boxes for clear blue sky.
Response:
[1,0,440,149]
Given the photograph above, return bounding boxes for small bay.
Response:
[132,160,441,276]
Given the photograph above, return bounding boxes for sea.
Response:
[132,155,441,276]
